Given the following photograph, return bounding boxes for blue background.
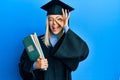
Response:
[0,0,120,80]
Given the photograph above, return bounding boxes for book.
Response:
[23,32,45,61]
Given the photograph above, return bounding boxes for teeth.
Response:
[53,28,57,30]
[53,26,58,29]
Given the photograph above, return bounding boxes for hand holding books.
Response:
[35,56,48,70]
[23,32,47,70]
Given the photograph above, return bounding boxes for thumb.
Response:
[39,56,43,60]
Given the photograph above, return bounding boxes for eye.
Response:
[48,18,53,22]
[57,18,63,22]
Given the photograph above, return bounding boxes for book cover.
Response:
[23,33,44,61]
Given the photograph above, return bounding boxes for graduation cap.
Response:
[41,0,74,15]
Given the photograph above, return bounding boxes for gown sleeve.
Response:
[51,29,89,71]
[18,50,35,80]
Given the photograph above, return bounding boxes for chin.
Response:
[52,29,62,34]
[52,32,59,35]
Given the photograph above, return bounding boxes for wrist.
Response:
[63,26,69,33]
[32,62,37,70]
[64,22,68,27]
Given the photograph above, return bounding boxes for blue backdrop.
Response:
[0,0,120,80]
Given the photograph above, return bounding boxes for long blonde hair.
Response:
[43,16,64,47]
[43,17,50,47]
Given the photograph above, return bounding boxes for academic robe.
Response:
[19,29,89,80]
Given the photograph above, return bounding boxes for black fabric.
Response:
[47,5,63,15]
[41,0,74,15]
[19,29,89,80]
[51,29,89,70]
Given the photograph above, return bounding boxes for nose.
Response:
[53,19,57,25]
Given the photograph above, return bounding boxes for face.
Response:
[48,15,64,35]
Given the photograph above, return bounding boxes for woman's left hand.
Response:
[55,9,70,28]
[62,8,70,27]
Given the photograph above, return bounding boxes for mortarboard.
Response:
[41,0,74,15]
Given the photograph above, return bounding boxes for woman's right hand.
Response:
[35,56,48,70]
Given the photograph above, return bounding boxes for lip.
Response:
[52,26,59,31]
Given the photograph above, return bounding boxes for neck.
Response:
[51,30,64,39]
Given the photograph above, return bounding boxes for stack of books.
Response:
[23,32,45,61]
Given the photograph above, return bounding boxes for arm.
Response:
[19,50,35,80]
[19,50,47,80]
[51,29,89,71]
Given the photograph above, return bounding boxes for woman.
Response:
[19,0,89,80]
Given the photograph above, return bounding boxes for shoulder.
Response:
[38,34,45,42]
[38,34,45,39]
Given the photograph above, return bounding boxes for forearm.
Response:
[19,61,35,80]
[19,50,35,80]
[63,26,69,33]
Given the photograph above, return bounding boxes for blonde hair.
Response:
[43,16,64,47]
[43,17,50,47]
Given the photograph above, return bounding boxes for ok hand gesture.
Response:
[62,8,70,27]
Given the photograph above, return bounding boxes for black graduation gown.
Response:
[19,29,89,80]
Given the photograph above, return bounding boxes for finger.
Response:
[39,56,43,60]
[44,59,48,62]
[45,64,48,68]
[67,10,70,18]
[44,63,48,69]
[55,19,61,25]
[65,9,70,18]
[37,58,40,61]
[65,9,67,17]
[44,59,48,64]
[55,20,63,27]
[62,8,65,16]
[39,56,42,58]
[55,19,60,24]
[41,63,48,68]
[37,56,42,61]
